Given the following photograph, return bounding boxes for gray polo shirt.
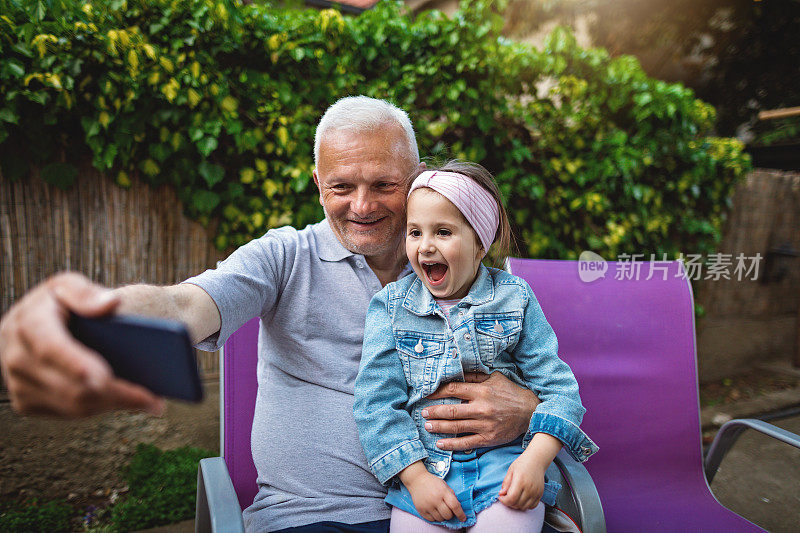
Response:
[184,219,410,532]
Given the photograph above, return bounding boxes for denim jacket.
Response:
[354,264,598,486]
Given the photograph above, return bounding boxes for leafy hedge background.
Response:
[0,0,750,259]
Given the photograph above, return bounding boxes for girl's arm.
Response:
[353,289,428,485]
[398,461,467,523]
[499,433,563,509]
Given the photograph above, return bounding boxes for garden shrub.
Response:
[108,443,214,531]
[0,499,72,532]
[0,0,750,261]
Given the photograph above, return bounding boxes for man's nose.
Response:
[350,188,377,217]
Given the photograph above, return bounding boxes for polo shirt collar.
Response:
[315,219,356,262]
[403,264,494,315]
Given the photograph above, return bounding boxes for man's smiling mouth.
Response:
[348,217,386,228]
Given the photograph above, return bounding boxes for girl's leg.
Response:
[390,507,461,533]
[467,501,545,533]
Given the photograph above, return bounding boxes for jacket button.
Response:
[435,460,446,472]
[464,333,471,341]
[458,310,465,316]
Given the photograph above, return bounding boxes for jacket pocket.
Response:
[396,332,447,392]
[474,312,522,365]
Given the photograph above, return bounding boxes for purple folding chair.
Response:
[195,259,800,532]
[506,258,800,532]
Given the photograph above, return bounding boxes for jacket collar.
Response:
[315,219,355,262]
[403,264,494,316]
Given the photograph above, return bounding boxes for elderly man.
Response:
[0,97,539,532]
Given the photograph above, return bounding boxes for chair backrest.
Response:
[507,259,762,531]
[221,317,259,511]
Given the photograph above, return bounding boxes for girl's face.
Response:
[405,188,484,300]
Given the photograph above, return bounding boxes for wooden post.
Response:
[758,106,800,121]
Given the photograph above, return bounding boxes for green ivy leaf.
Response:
[0,155,28,181]
[102,144,118,170]
[197,136,218,156]
[81,116,100,137]
[0,109,19,124]
[29,1,46,23]
[11,43,34,58]
[6,59,25,78]
[198,161,224,187]
[40,162,78,190]
[192,189,220,214]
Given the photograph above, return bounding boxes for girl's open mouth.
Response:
[422,262,448,285]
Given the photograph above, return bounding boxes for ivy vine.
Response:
[0,0,750,259]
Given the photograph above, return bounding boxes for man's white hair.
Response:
[314,96,420,167]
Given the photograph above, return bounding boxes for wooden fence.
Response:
[1,166,799,388]
[1,164,225,387]
[695,168,800,379]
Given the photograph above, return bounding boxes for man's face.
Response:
[313,125,417,258]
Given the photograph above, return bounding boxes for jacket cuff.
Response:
[370,439,429,486]
[523,411,599,463]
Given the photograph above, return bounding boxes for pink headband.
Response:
[408,170,500,253]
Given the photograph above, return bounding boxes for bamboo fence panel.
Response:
[0,164,226,388]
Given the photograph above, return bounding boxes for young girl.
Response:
[353,161,598,532]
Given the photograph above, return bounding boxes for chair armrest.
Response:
[545,449,606,533]
[704,418,800,484]
[195,457,245,533]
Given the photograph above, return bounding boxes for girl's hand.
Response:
[498,454,546,510]
[399,462,467,523]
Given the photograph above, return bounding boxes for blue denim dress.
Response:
[384,438,560,529]
[354,266,597,528]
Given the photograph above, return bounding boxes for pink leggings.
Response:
[389,501,545,533]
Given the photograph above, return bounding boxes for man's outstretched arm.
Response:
[421,372,540,451]
[0,272,220,418]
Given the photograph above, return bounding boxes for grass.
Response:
[107,443,214,531]
[0,443,214,532]
[0,499,72,532]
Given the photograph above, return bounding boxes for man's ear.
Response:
[312,169,324,207]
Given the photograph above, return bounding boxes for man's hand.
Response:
[422,372,540,451]
[399,461,466,523]
[0,272,164,418]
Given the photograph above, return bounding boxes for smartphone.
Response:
[68,313,204,402]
